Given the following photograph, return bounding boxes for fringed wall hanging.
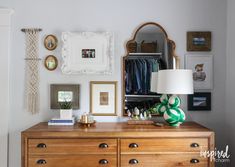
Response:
[21,28,42,114]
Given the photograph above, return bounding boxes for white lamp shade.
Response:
[156,69,194,94]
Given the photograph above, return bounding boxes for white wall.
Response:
[226,0,235,166]
[3,0,228,166]
[0,8,13,167]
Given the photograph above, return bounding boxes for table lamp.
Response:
[156,69,193,126]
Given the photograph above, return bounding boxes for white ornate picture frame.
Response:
[61,32,114,74]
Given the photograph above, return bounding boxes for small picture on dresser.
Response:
[188,92,211,111]
[90,81,117,116]
[50,84,80,109]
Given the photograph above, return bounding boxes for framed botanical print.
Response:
[90,81,117,116]
[185,54,213,90]
[187,31,211,51]
[188,92,211,111]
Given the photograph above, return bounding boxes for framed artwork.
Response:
[44,55,58,71]
[44,34,58,51]
[188,92,211,111]
[187,31,211,51]
[185,54,213,90]
[61,32,114,75]
[50,84,80,109]
[90,81,117,116]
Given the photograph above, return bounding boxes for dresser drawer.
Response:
[121,138,208,153]
[28,139,117,155]
[121,154,208,167]
[29,155,116,167]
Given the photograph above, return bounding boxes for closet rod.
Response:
[127,55,162,59]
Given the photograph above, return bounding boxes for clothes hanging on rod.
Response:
[125,58,159,95]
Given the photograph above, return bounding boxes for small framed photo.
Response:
[90,81,117,116]
[82,49,96,58]
[44,34,58,51]
[50,84,80,109]
[185,54,213,90]
[44,55,58,71]
[187,31,211,51]
[188,92,211,111]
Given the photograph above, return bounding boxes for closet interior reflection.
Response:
[122,22,179,116]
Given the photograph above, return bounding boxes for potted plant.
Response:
[59,101,73,119]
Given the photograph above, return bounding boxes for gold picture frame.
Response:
[44,34,58,51]
[187,31,211,51]
[90,81,117,116]
[44,55,58,71]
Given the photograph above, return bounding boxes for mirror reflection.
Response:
[123,22,179,116]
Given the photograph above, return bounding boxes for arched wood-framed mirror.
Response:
[122,22,180,116]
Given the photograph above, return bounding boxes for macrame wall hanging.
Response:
[22,28,42,114]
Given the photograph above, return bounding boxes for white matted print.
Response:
[90,81,117,116]
[185,55,213,90]
[61,32,114,75]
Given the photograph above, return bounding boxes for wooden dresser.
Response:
[22,122,214,167]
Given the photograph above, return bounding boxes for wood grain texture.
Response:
[22,122,215,167]
[22,122,213,138]
[121,138,208,153]
[28,139,117,155]
[29,155,116,167]
[121,154,207,167]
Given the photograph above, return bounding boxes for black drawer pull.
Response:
[129,159,139,164]
[190,159,200,163]
[191,143,200,148]
[99,159,109,164]
[99,143,109,148]
[37,159,47,164]
[37,143,47,148]
[129,143,138,148]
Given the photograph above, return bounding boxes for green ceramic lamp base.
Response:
[156,94,186,127]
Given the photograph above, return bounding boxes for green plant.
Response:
[59,101,72,109]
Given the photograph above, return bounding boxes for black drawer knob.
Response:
[129,143,138,148]
[37,159,47,164]
[190,159,200,163]
[99,143,109,148]
[37,143,47,148]
[129,159,139,164]
[99,159,109,164]
[190,143,200,148]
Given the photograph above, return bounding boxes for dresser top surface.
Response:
[22,122,213,138]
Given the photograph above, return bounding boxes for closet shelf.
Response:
[125,94,160,98]
[129,53,162,56]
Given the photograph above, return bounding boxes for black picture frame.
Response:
[188,92,211,111]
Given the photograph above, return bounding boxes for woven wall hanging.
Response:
[22,28,42,114]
